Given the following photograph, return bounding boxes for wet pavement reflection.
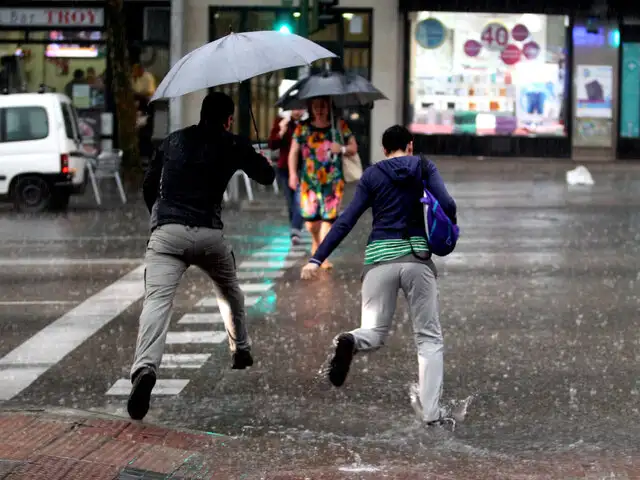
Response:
[1,166,640,476]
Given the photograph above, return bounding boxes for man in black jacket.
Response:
[127,92,275,421]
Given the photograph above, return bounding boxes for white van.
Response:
[0,92,89,212]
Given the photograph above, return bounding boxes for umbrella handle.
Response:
[249,103,262,153]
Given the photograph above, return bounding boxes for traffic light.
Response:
[275,12,295,35]
[311,0,339,34]
[276,23,292,34]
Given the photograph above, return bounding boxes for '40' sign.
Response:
[481,22,510,51]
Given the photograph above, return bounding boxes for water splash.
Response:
[338,452,382,473]
[408,382,476,431]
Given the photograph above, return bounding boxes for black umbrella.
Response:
[275,70,387,110]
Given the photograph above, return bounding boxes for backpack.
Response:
[419,156,459,256]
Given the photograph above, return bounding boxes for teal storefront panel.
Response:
[620,43,640,138]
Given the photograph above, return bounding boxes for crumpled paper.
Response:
[566,165,595,186]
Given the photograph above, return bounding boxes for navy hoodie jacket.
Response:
[310,155,457,265]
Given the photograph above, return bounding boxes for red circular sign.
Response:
[481,23,510,51]
[522,41,540,60]
[500,44,521,65]
[511,24,530,42]
[463,39,482,57]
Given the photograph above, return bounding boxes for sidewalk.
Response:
[427,155,640,175]
[0,409,638,479]
[0,408,231,479]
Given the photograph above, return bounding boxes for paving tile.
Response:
[118,467,169,479]
[3,419,72,451]
[83,439,153,468]
[39,431,109,460]
[0,443,37,461]
[5,455,75,480]
[0,460,21,479]
[0,415,36,434]
[163,430,212,451]
[116,423,169,446]
[77,418,131,437]
[64,460,120,480]
[128,445,193,474]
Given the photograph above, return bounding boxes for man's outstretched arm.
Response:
[309,181,371,265]
[237,136,276,186]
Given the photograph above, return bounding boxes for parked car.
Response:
[0,92,89,212]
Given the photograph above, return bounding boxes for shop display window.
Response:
[408,12,569,137]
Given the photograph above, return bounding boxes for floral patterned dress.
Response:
[293,120,352,222]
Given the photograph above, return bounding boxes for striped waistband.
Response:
[364,237,428,265]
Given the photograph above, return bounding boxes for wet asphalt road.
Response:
[1,164,640,475]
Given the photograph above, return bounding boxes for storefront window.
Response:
[408,12,568,137]
[0,30,107,103]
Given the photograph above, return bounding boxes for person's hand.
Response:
[301,262,320,280]
[330,142,343,154]
[278,118,289,138]
[288,173,299,191]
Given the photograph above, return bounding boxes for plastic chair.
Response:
[86,149,127,206]
[253,144,279,194]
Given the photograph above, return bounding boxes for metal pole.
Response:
[299,0,309,38]
[298,0,310,78]
[169,0,184,133]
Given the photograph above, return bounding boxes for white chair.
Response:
[253,144,279,194]
[225,170,254,202]
[87,149,127,206]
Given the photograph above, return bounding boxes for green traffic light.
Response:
[277,24,292,34]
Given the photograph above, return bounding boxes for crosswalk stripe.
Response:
[195,295,261,308]
[238,260,296,269]
[0,258,142,266]
[252,250,306,258]
[177,313,223,325]
[240,283,273,293]
[0,265,146,401]
[106,379,189,396]
[166,331,227,344]
[236,270,284,280]
[161,353,211,369]
[271,237,312,244]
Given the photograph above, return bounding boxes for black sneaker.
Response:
[232,349,253,369]
[328,333,355,387]
[127,367,156,421]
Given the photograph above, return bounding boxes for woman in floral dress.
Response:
[288,97,358,269]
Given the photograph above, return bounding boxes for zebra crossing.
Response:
[105,235,311,398]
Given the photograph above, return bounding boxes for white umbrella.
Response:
[151,31,337,101]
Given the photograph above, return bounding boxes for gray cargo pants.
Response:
[351,262,443,422]
[130,224,249,379]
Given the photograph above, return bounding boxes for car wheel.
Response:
[12,175,52,213]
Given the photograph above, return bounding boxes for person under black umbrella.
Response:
[287,97,358,269]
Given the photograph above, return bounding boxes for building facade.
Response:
[176,0,402,166]
[0,0,171,152]
[173,0,639,161]
[4,1,634,162]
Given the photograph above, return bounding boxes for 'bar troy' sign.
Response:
[0,8,105,28]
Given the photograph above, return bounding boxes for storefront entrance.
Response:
[0,2,171,156]
[0,5,109,153]
[208,6,374,166]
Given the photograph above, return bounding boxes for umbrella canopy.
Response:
[151,31,337,101]
[275,70,387,110]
